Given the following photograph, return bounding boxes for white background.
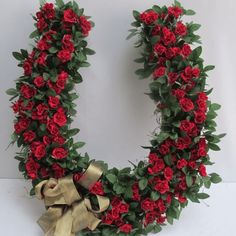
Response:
[1,0,235,181]
[0,1,235,236]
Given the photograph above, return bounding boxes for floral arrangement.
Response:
[6,1,224,236]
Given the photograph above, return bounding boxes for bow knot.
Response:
[35,162,110,236]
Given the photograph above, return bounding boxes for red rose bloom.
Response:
[90,181,104,196]
[37,18,47,31]
[79,16,92,36]
[62,34,75,52]
[20,84,35,99]
[168,72,178,84]
[179,98,194,112]
[53,110,67,127]
[153,67,166,78]
[52,147,68,159]
[141,198,155,211]
[180,120,196,134]
[172,89,185,99]
[57,49,72,63]
[119,224,132,233]
[37,39,50,51]
[34,143,46,159]
[164,167,173,181]
[177,159,188,169]
[194,110,206,124]
[26,158,40,179]
[153,44,166,55]
[23,60,32,76]
[154,180,169,194]
[52,163,65,178]
[42,3,55,20]
[48,96,60,108]
[36,52,47,66]
[168,6,183,18]
[162,27,176,45]
[148,158,165,174]
[63,9,77,23]
[23,131,36,143]
[47,120,59,135]
[198,164,207,176]
[34,76,45,88]
[140,10,158,25]
[181,44,192,57]
[175,22,187,36]
[152,25,161,35]
[145,211,156,226]
[119,203,129,214]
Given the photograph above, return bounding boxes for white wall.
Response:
[0,0,235,182]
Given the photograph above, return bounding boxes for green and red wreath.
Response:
[7,0,224,235]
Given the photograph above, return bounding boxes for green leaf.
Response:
[189,23,201,32]
[152,5,162,14]
[190,46,202,60]
[151,191,160,201]
[67,128,80,137]
[12,52,24,61]
[20,49,28,58]
[211,103,221,111]
[6,88,18,96]
[133,10,140,21]
[55,0,64,8]
[49,47,58,54]
[84,48,96,55]
[197,193,210,199]
[73,142,85,149]
[204,65,215,72]
[139,178,148,190]
[174,0,182,7]
[186,175,193,187]
[29,30,40,39]
[106,174,117,184]
[185,9,196,15]
[208,143,221,151]
[210,173,222,183]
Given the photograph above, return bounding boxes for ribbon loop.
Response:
[35,162,110,236]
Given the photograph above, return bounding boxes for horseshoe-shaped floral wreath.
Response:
[6,0,224,235]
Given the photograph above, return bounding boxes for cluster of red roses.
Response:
[135,5,209,226]
[11,2,92,180]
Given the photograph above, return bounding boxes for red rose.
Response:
[37,38,50,51]
[53,136,66,145]
[198,164,207,176]
[153,43,166,55]
[36,52,47,66]
[62,34,75,52]
[159,143,170,155]
[151,25,161,36]
[20,84,35,99]
[119,224,132,233]
[141,198,155,211]
[132,183,140,201]
[154,180,169,194]
[179,98,194,112]
[148,158,165,174]
[57,49,72,63]
[63,9,77,23]
[53,110,67,127]
[79,16,92,36]
[102,213,113,225]
[52,147,68,159]
[168,6,183,18]
[148,153,159,164]
[162,27,176,46]
[181,44,192,57]
[153,66,166,78]
[168,72,178,84]
[156,199,166,213]
[119,203,129,214]
[177,159,188,169]
[34,76,45,88]
[198,148,207,157]
[111,207,120,220]
[36,104,48,116]
[47,120,59,135]
[48,96,60,108]
[164,167,173,181]
[42,3,55,20]
[43,136,51,145]
[140,10,158,25]
[165,47,180,59]
[188,161,197,169]
[197,99,207,111]
[172,89,185,99]
[23,131,36,143]
[157,216,166,224]
[192,68,200,78]
[176,136,191,150]
[26,158,40,179]
[23,60,32,76]
[198,92,208,100]
[52,163,65,178]
[34,143,46,159]
[89,181,104,196]
[37,18,47,32]
[145,211,156,226]
[194,110,206,124]
[175,22,187,36]
[180,120,196,134]
[178,195,187,203]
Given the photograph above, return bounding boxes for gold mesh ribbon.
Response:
[35,162,110,236]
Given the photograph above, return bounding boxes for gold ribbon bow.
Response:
[35,162,110,236]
